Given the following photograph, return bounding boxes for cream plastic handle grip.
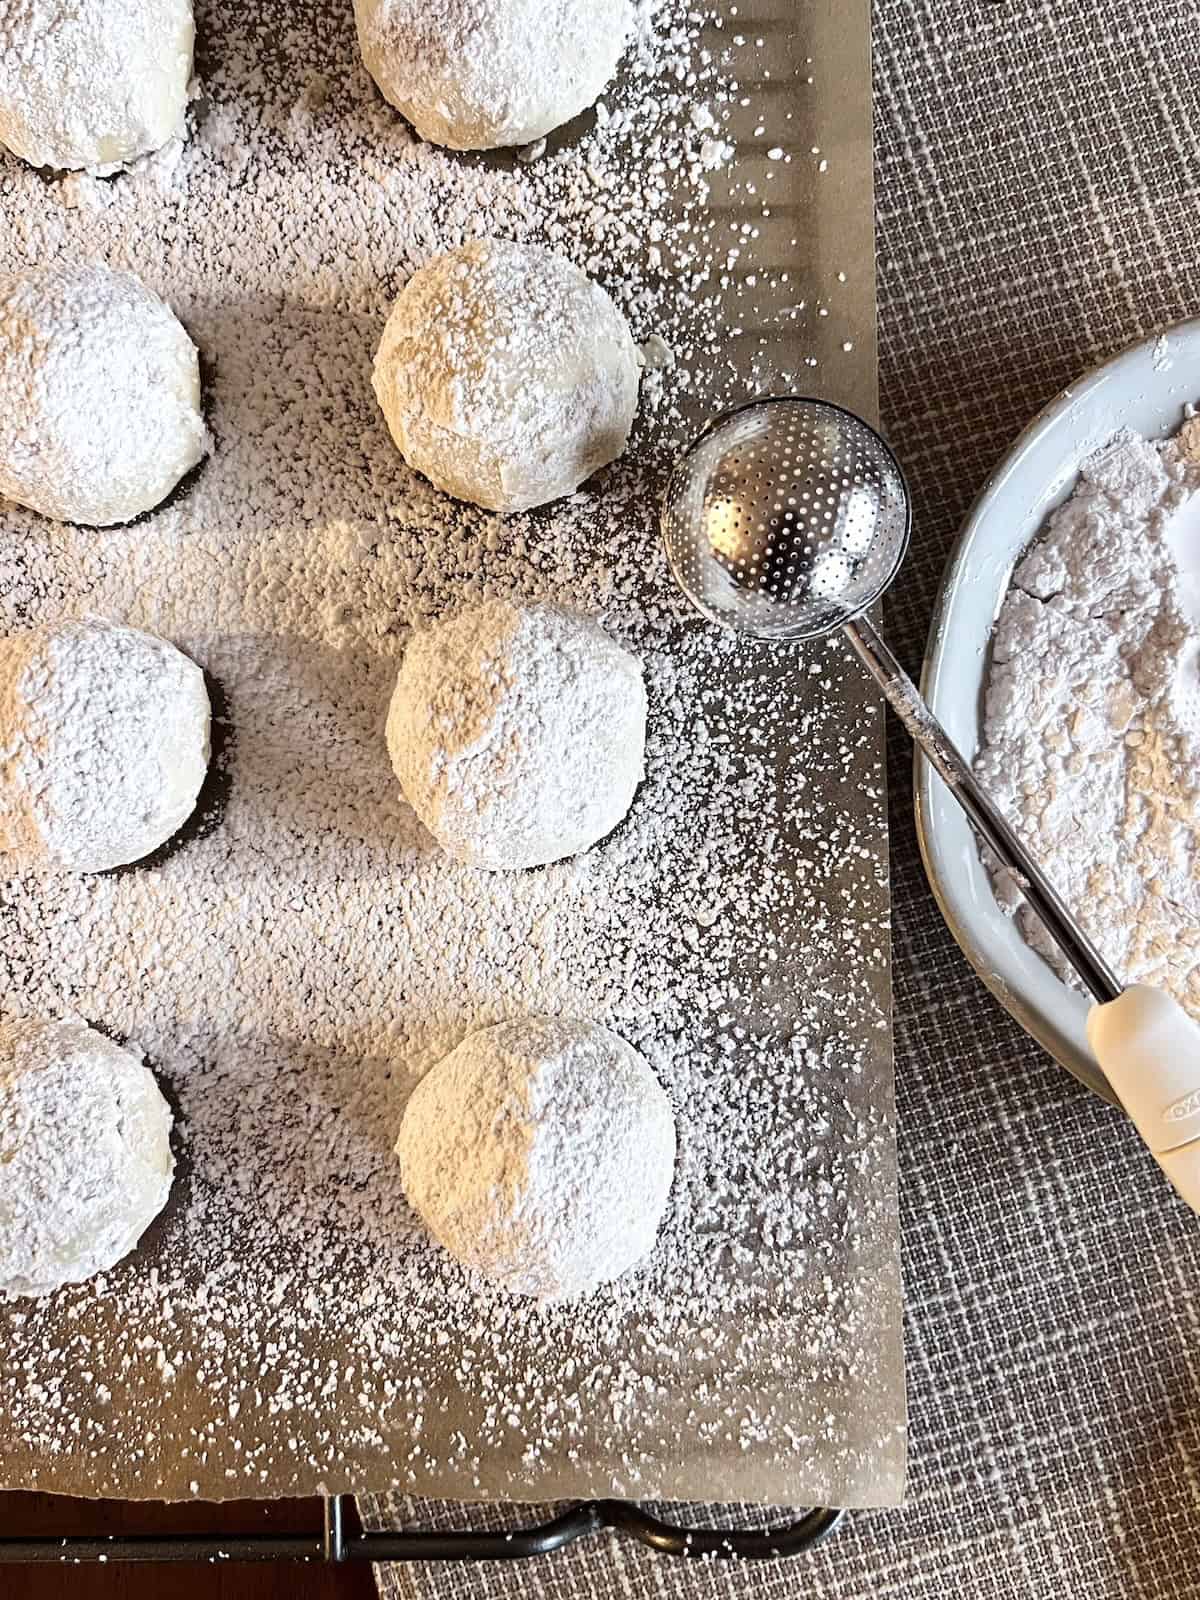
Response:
[1087,985,1200,1213]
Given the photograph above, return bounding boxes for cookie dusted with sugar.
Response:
[0,618,211,873]
[0,262,207,527]
[396,1018,676,1299]
[0,0,194,172]
[0,1020,174,1300]
[371,238,641,513]
[386,599,646,870]
[353,0,632,151]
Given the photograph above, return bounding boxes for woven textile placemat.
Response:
[366,2,1200,1593]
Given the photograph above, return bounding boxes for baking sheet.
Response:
[0,0,903,1507]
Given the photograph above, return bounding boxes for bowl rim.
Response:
[913,317,1200,1105]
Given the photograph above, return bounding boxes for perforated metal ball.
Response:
[661,397,912,641]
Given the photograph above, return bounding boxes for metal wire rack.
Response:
[0,1495,844,1565]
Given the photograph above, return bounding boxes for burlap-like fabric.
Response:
[367,3,1200,1592]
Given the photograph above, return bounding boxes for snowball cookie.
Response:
[0,617,211,873]
[0,263,207,526]
[386,599,646,870]
[0,0,193,172]
[354,0,632,152]
[397,1019,675,1298]
[372,239,641,513]
[0,1020,174,1299]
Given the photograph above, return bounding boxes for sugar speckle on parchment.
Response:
[0,0,899,1506]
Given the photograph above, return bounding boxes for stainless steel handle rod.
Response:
[844,614,1122,1005]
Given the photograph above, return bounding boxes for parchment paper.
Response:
[0,0,903,1508]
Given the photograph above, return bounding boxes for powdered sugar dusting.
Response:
[0,618,211,873]
[372,238,641,512]
[353,0,633,152]
[980,425,1200,1013]
[0,1020,174,1299]
[0,0,193,172]
[387,600,646,870]
[397,1018,675,1299]
[0,263,208,527]
[0,0,902,1508]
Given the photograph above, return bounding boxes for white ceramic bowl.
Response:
[916,319,1200,1104]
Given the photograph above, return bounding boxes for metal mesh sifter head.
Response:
[660,397,913,640]
[659,395,1129,1023]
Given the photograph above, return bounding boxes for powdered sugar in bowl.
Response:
[917,318,1200,1101]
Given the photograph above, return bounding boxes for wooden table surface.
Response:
[0,1496,378,1600]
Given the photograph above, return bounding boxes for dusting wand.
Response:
[660,396,1200,1212]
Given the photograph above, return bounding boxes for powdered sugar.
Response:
[353,0,632,151]
[0,618,211,873]
[0,0,901,1507]
[387,600,646,869]
[0,1020,174,1299]
[0,0,194,172]
[373,239,642,512]
[979,426,1200,1011]
[397,1018,675,1299]
[0,263,208,526]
